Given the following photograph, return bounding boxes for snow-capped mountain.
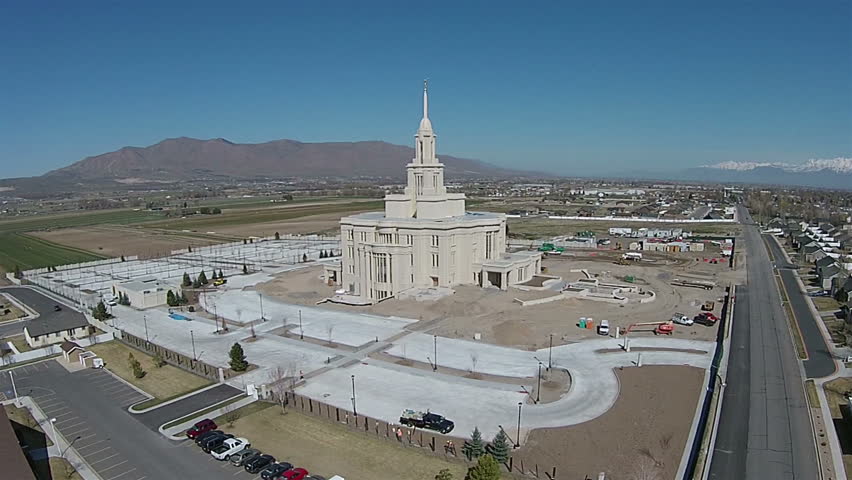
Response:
[675,157,852,189]
[703,157,852,174]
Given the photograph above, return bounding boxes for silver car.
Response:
[229,448,261,467]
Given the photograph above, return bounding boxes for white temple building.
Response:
[324,83,541,303]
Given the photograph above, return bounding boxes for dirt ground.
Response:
[203,211,349,238]
[32,226,223,259]
[0,293,26,322]
[258,246,744,349]
[518,365,704,480]
[823,377,852,480]
[222,403,470,480]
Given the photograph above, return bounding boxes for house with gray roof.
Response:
[24,313,93,349]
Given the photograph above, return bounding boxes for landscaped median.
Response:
[87,341,213,408]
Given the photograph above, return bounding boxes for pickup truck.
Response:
[399,409,454,434]
[211,437,250,460]
[671,313,693,326]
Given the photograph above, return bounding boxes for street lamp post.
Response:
[259,293,265,321]
[536,362,542,404]
[190,330,197,360]
[143,314,149,343]
[516,402,522,448]
[351,375,357,417]
[548,334,553,370]
[49,418,57,444]
[433,335,438,372]
[299,310,303,340]
[8,371,19,406]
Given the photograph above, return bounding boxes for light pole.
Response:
[259,293,265,321]
[143,314,149,343]
[516,402,522,448]
[190,330,197,360]
[548,334,553,371]
[49,418,57,444]
[536,362,542,404]
[433,335,438,372]
[351,375,357,417]
[9,371,19,406]
[61,436,82,459]
[299,310,303,340]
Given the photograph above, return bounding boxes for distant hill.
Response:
[677,159,852,190]
[44,137,526,181]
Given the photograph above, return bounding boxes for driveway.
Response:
[134,383,242,430]
[0,286,86,338]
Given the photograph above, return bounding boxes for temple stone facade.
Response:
[324,83,541,303]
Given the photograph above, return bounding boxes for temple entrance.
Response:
[431,276,439,287]
[487,271,502,289]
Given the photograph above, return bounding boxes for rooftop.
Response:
[25,313,90,337]
[342,210,504,225]
[116,276,177,293]
[0,409,37,480]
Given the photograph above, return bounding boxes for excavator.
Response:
[624,321,674,336]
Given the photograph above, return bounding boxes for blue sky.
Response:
[1,1,850,178]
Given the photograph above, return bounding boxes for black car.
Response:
[245,454,275,474]
[194,429,223,446]
[260,462,293,480]
[202,433,234,453]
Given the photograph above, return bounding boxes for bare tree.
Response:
[326,324,334,345]
[470,352,478,374]
[267,363,299,413]
[223,403,242,427]
[630,456,662,480]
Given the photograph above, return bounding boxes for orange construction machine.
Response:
[625,321,674,336]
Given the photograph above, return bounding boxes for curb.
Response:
[128,382,224,414]
[159,394,254,440]
[97,366,154,402]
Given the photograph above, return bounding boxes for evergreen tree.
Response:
[192,276,201,288]
[274,232,280,240]
[242,263,248,274]
[182,272,192,287]
[486,430,510,464]
[128,353,146,379]
[229,343,249,371]
[13,265,22,279]
[198,270,208,285]
[462,427,485,460]
[218,269,224,279]
[188,245,192,253]
[243,238,247,245]
[465,454,500,480]
[166,290,177,307]
[302,253,308,263]
[121,255,126,262]
[435,469,454,480]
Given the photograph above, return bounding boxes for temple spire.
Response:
[423,79,428,119]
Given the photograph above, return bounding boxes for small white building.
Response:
[113,277,181,309]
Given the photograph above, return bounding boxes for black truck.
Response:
[399,409,455,434]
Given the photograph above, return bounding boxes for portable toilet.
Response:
[579,317,586,328]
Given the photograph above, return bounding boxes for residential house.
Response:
[820,264,843,291]
[24,315,93,349]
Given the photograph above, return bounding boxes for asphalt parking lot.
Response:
[0,286,87,338]
[0,359,263,479]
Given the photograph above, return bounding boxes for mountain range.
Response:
[677,158,852,189]
[43,137,524,182]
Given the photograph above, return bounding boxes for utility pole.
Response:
[190,330,197,360]
[143,314,149,343]
[351,374,357,417]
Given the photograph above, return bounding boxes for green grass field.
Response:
[0,233,106,271]
[145,200,384,231]
[0,208,166,235]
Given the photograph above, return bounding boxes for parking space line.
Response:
[99,460,129,472]
[76,439,106,450]
[64,427,90,437]
[105,468,136,480]
[76,433,98,441]
[56,415,80,425]
[43,405,70,414]
[63,420,87,430]
[90,453,120,465]
[83,446,111,456]
[103,385,127,393]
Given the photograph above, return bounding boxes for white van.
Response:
[597,320,610,336]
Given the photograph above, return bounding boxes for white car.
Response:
[210,437,250,460]
[671,313,693,326]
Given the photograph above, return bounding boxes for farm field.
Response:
[0,233,105,271]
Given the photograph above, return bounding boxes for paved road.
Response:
[0,360,271,480]
[0,286,85,338]
[709,206,818,479]
[763,235,836,378]
[135,383,242,429]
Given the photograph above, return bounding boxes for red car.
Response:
[186,419,217,439]
[278,468,309,480]
[695,312,719,326]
